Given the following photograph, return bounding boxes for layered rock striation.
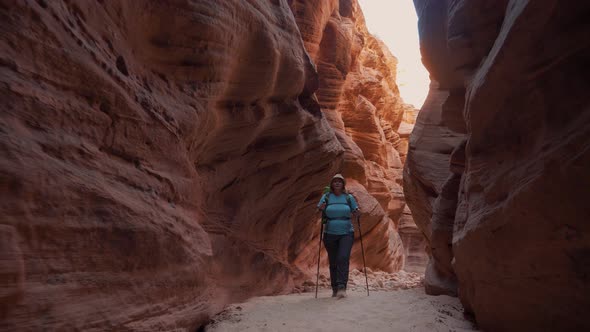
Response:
[405,0,590,331]
[1,0,336,329]
[1,0,422,330]
[289,0,427,275]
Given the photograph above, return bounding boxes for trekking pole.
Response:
[357,215,369,296]
[315,221,324,298]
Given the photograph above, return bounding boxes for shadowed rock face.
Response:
[0,0,422,329]
[0,0,335,329]
[406,0,590,330]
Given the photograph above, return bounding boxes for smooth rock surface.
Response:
[0,0,336,329]
[406,0,590,330]
[0,0,425,329]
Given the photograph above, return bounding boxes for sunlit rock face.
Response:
[1,0,422,330]
[407,0,590,330]
[289,0,424,274]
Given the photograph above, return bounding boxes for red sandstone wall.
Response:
[406,0,590,330]
[289,0,425,275]
[0,0,423,329]
[1,0,336,329]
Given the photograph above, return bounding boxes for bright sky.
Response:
[357,0,429,108]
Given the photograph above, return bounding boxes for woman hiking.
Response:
[317,174,359,298]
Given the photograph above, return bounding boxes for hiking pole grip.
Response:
[315,222,324,298]
[357,215,369,296]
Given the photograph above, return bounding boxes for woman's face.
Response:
[332,179,344,191]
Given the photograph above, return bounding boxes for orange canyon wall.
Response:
[406,0,590,331]
[0,0,424,330]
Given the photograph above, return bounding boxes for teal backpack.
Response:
[321,186,354,224]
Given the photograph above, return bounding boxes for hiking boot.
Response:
[336,289,347,298]
[332,289,338,297]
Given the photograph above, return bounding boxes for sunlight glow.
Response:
[358,0,429,108]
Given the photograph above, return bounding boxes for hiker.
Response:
[317,174,359,298]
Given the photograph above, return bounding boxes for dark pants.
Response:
[323,232,354,290]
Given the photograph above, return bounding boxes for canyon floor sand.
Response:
[206,287,478,332]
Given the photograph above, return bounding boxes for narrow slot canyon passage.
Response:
[1,1,589,332]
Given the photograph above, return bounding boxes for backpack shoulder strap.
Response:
[322,186,331,205]
[321,192,330,224]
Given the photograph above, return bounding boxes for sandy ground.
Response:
[206,271,478,332]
